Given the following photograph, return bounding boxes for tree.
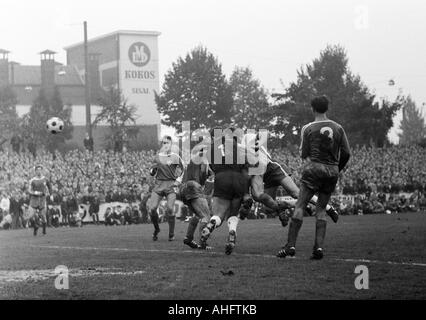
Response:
[398,96,426,145]
[155,46,233,132]
[0,86,19,143]
[229,66,272,130]
[269,45,403,147]
[94,87,138,151]
[23,87,73,152]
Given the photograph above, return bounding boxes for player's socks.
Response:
[33,226,38,236]
[227,216,239,233]
[168,215,176,240]
[287,218,303,248]
[198,220,207,237]
[200,216,221,240]
[150,210,160,240]
[42,223,46,235]
[225,230,237,255]
[185,216,199,240]
[314,220,327,251]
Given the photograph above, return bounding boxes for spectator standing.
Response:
[10,135,22,154]
[83,133,94,152]
[9,191,21,229]
[89,191,100,224]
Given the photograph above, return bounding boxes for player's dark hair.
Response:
[163,135,172,141]
[311,96,329,113]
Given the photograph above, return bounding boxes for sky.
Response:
[1,0,425,143]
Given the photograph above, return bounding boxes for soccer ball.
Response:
[46,117,64,134]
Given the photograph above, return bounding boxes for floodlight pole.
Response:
[84,21,92,139]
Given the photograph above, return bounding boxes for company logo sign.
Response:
[128,42,151,67]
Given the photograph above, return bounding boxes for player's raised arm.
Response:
[338,127,351,172]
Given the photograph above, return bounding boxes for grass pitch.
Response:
[0,212,425,299]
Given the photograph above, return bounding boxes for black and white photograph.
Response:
[0,0,425,304]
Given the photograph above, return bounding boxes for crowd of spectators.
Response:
[0,144,425,229]
[0,148,156,230]
[271,145,426,194]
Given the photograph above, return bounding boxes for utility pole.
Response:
[84,21,92,138]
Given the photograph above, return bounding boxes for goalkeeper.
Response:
[28,165,51,236]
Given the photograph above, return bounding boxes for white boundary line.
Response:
[30,245,426,268]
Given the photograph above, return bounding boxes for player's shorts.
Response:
[213,171,249,200]
[29,197,46,209]
[152,180,177,197]
[179,180,204,206]
[263,161,291,189]
[300,161,339,194]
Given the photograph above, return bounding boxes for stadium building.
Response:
[0,30,161,150]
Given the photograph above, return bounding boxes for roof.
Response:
[39,49,57,55]
[63,30,161,50]
[11,64,83,86]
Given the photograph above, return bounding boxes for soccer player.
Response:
[28,165,51,236]
[147,136,184,241]
[200,125,249,255]
[277,96,350,260]
[180,147,213,249]
[240,133,339,225]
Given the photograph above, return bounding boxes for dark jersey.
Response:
[29,176,50,208]
[209,137,248,174]
[153,152,184,181]
[182,161,212,186]
[300,120,351,169]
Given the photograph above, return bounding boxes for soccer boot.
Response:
[305,205,314,216]
[311,247,324,260]
[238,198,254,220]
[198,240,212,250]
[277,205,291,227]
[168,235,175,241]
[152,228,160,241]
[276,245,296,258]
[326,206,339,223]
[183,237,200,249]
[225,230,236,255]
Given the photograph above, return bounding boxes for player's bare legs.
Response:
[251,175,279,212]
[279,176,339,223]
[147,192,162,240]
[277,184,315,258]
[165,192,177,240]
